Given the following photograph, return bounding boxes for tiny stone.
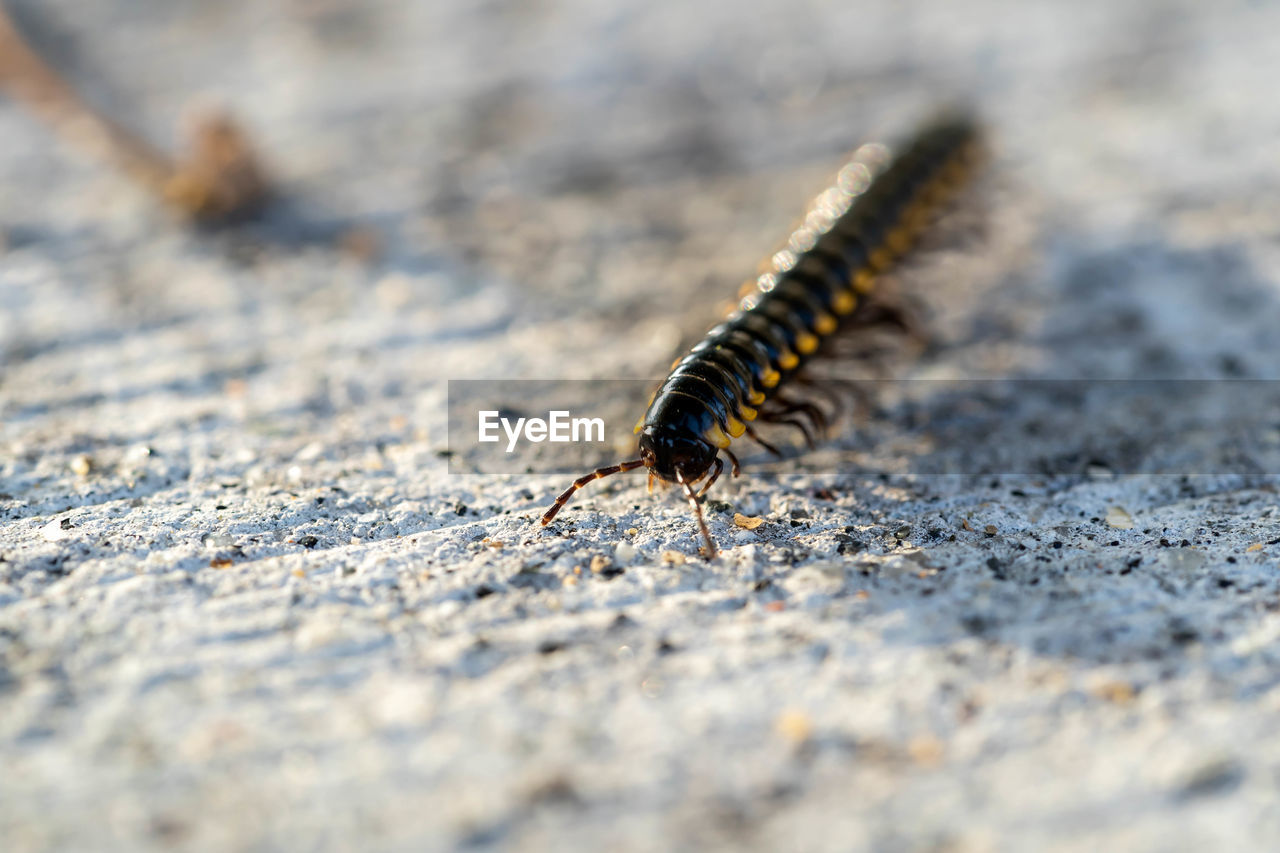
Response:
[615,542,636,564]
[295,441,325,461]
[69,454,92,476]
[590,555,611,573]
[774,710,813,744]
[984,525,997,536]
[125,444,153,462]
[1106,506,1134,529]
[41,518,71,542]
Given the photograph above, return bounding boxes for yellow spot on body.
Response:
[887,227,911,255]
[726,417,746,438]
[739,405,757,421]
[671,357,682,370]
[831,291,856,315]
[796,333,819,355]
[814,312,837,335]
[922,180,948,205]
[853,269,875,293]
[633,416,645,434]
[748,390,766,405]
[705,424,732,449]
[761,368,780,388]
[778,350,799,370]
[870,247,892,271]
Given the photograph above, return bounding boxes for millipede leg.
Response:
[762,415,817,449]
[763,393,830,436]
[791,375,849,425]
[725,449,741,477]
[856,301,917,336]
[541,459,645,526]
[758,395,820,448]
[678,472,717,559]
[809,377,876,426]
[743,423,783,457]
[696,456,725,498]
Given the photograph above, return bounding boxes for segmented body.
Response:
[542,115,982,555]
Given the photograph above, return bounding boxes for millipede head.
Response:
[637,424,718,484]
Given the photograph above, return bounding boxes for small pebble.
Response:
[775,710,813,744]
[295,441,325,462]
[1093,681,1136,704]
[615,542,636,564]
[41,518,71,542]
[660,550,686,566]
[69,454,92,476]
[125,444,153,463]
[1106,506,1134,530]
[908,735,945,766]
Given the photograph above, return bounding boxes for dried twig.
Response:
[0,4,268,222]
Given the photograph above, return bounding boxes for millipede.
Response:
[541,113,983,557]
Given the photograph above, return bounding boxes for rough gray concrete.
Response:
[4,1,1280,850]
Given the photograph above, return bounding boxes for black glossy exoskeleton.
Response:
[542,115,983,556]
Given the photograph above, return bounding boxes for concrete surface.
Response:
[4,1,1280,850]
